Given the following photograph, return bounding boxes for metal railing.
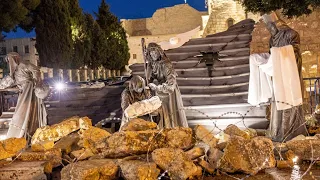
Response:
[303,77,320,113]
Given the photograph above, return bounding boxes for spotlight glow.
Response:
[55,82,65,91]
[292,156,299,163]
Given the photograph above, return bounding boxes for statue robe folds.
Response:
[146,43,188,128]
[265,20,307,142]
[0,53,47,139]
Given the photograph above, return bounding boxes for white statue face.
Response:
[150,50,160,61]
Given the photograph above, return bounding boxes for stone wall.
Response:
[121,4,205,36]
[204,0,260,36]
[251,9,320,78]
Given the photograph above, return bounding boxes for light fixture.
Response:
[55,82,65,91]
[292,156,299,164]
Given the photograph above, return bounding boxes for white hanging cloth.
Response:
[248,53,273,106]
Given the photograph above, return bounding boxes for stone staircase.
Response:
[130,19,269,132]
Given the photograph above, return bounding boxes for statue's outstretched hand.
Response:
[148,83,158,91]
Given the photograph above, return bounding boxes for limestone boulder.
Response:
[207,148,224,169]
[218,136,276,175]
[61,159,119,180]
[70,148,94,161]
[165,127,193,149]
[17,148,62,167]
[121,118,157,131]
[101,130,166,158]
[185,147,205,160]
[152,148,201,180]
[194,125,218,149]
[31,116,92,144]
[119,160,160,180]
[0,138,26,160]
[54,132,80,154]
[31,140,54,152]
[78,126,111,153]
[224,125,250,139]
[286,139,320,160]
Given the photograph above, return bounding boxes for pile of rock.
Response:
[1,117,320,179]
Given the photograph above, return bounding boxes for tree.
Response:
[0,0,40,39]
[237,0,320,17]
[34,0,73,69]
[96,0,130,70]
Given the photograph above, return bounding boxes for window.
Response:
[0,47,6,55]
[133,54,137,59]
[227,18,235,28]
[25,45,29,53]
[13,46,18,52]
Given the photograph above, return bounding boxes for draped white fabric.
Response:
[248,53,272,106]
[270,45,303,110]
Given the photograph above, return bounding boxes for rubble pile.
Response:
[1,117,320,179]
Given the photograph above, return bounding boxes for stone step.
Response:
[182,92,248,106]
[132,64,249,77]
[188,118,269,133]
[129,56,249,72]
[185,34,251,46]
[176,73,249,86]
[184,103,266,119]
[166,48,250,61]
[179,82,248,94]
[0,161,49,180]
[166,40,250,53]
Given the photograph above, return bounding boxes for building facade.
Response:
[0,38,38,65]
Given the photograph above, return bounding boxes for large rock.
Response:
[194,125,218,149]
[54,133,80,154]
[31,116,92,144]
[31,140,54,152]
[165,127,193,149]
[218,136,276,175]
[0,161,51,180]
[78,126,111,153]
[70,148,94,161]
[61,159,119,180]
[101,130,167,158]
[185,147,205,160]
[286,139,320,160]
[207,148,224,169]
[224,125,250,139]
[121,118,157,131]
[119,160,160,180]
[17,148,62,167]
[152,148,201,180]
[101,127,194,158]
[0,138,26,160]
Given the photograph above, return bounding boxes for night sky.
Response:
[5,0,207,39]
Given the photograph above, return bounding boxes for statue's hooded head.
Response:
[5,52,21,77]
[129,75,146,94]
[147,43,166,62]
[261,11,287,37]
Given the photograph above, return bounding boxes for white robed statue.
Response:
[0,52,48,139]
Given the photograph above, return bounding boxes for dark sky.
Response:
[5,0,207,39]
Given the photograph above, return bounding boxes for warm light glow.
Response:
[0,135,7,140]
[169,37,179,45]
[55,82,65,91]
[292,156,298,163]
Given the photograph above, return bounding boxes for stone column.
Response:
[0,69,3,79]
[82,68,88,81]
[116,70,121,76]
[102,68,107,79]
[76,69,81,82]
[89,69,94,80]
[67,69,72,82]
[48,68,54,79]
[106,69,111,78]
[58,69,64,81]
